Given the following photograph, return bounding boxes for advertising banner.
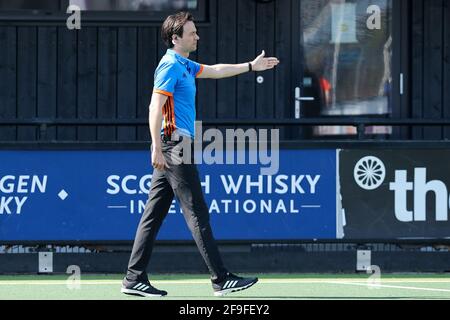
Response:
[0,149,337,241]
[339,149,450,240]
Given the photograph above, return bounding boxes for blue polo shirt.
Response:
[153,49,204,138]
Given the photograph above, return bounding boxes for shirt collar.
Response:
[167,49,189,65]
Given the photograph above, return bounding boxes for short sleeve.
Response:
[153,62,178,96]
[189,60,204,78]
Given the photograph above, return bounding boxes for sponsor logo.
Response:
[354,156,449,222]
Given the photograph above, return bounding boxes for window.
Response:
[0,0,62,11]
[0,0,207,23]
[300,0,393,136]
[69,0,198,11]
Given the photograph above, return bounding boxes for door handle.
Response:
[295,87,315,119]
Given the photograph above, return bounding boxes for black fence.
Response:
[3,117,450,142]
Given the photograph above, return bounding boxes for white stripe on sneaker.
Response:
[142,285,149,291]
[136,283,146,290]
[223,280,231,289]
[133,283,141,289]
[213,279,258,297]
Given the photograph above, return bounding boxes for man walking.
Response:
[121,11,279,297]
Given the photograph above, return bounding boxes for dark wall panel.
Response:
[216,0,237,137]
[97,27,117,141]
[236,0,256,121]
[0,26,17,141]
[37,27,57,140]
[411,0,450,140]
[0,1,291,142]
[137,27,157,142]
[411,0,424,140]
[275,0,292,140]
[77,27,97,141]
[256,0,275,120]
[57,27,77,141]
[17,27,37,141]
[1,0,449,142]
[197,0,217,121]
[117,27,137,141]
[255,0,275,139]
[216,0,237,120]
[423,0,443,140]
[444,0,450,139]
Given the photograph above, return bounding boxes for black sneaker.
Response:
[212,272,258,296]
[121,278,167,297]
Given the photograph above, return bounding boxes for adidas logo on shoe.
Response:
[121,279,167,297]
[212,273,258,296]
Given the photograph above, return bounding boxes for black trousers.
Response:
[126,136,228,282]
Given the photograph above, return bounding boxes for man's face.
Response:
[174,21,200,53]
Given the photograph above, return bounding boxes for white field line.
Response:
[1,278,450,286]
[326,281,450,293]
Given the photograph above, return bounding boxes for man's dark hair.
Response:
[161,12,194,48]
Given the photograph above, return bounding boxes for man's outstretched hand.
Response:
[251,50,280,71]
